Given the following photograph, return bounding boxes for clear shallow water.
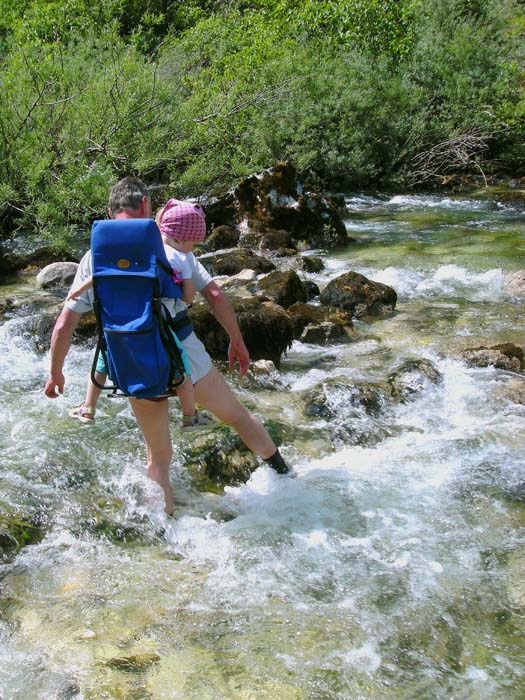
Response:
[1,192,524,699]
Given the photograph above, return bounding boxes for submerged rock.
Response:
[462,343,524,372]
[504,270,525,296]
[499,379,525,405]
[388,359,443,402]
[303,378,390,420]
[0,513,47,561]
[103,651,161,670]
[320,271,397,318]
[287,302,354,341]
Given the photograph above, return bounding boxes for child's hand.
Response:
[66,289,80,301]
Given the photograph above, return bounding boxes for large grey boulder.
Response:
[35,262,78,290]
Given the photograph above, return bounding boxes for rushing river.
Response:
[1,192,524,700]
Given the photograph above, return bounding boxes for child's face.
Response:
[172,239,197,254]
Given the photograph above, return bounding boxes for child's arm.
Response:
[66,276,93,302]
[181,278,196,304]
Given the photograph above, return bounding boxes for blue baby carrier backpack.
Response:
[90,218,185,399]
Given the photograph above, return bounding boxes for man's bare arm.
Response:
[44,307,82,398]
[200,281,250,375]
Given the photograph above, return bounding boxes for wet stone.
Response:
[304,279,320,300]
[462,343,524,372]
[287,302,353,339]
[0,513,47,561]
[189,297,293,366]
[182,427,258,490]
[205,224,240,251]
[320,271,397,318]
[200,248,276,276]
[303,379,390,420]
[388,359,443,402]
[300,322,348,345]
[257,269,308,309]
[301,256,324,273]
[36,262,79,290]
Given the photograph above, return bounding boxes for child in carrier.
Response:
[68,202,214,433]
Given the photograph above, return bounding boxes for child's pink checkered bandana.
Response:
[158,199,206,242]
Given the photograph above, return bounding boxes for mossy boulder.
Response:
[202,162,348,250]
[182,426,258,490]
[257,270,308,309]
[301,256,325,273]
[320,271,397,318]
[205,225,240,251]
[0,513,47,560]
[189,297,293,366]
[287,302,354,339]
[200,249,276,276]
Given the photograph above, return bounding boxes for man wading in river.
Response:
[44,176,291,515]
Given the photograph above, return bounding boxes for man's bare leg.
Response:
[192,367,276,458]
[129,398,174,514]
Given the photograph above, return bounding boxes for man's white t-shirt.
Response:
[65,248,213,316]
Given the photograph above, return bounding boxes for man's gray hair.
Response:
[109,176,150,214]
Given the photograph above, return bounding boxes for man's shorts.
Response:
[95,330,212,385]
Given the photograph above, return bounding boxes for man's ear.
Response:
[107,207,114,219]
[140,195,151,217]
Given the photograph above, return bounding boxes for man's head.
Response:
[108,176,151,219]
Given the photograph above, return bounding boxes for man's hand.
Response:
[228,336,250,376]
[44,371,65,398]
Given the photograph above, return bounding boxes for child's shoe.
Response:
[69,403,96,424]
[181,410,216,432]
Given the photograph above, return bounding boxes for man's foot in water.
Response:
[264,449,294,476]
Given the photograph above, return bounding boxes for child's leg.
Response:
[84,372,106,409]
[175,377,195,417]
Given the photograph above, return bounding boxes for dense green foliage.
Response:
[0,0,524,237]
